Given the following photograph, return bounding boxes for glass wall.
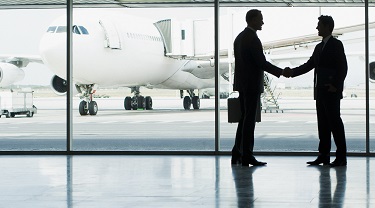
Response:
[0,4,374,154]
[71,7,217,151]
[219,7,369,153]
[0,9,67,151]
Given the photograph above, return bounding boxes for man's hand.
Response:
[282,67,293,78]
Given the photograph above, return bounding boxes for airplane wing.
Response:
[0,55,43,68]
[263,22,375,51]
[180,58,231,79]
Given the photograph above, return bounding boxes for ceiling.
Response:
[1,0,374,9]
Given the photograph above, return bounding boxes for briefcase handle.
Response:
[228,91,239,99]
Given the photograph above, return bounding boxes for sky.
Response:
[0,7,374,87]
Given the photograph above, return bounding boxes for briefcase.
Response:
[227,94,261,123]
[227,97,241,123]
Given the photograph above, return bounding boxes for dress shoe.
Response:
[330,159,347,167]
[231,156,242,165]
[307,156,330,165]
[242,156,267,166]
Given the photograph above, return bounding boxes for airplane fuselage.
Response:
[39,11,216,90]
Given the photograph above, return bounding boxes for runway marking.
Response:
[158,121,175,123]
[101,121,118,124]
[186,121,207,123]
[306,121,317,123]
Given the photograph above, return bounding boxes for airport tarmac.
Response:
[0,95,374,152]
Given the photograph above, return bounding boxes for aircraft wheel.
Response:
[124,96,132,110]
[183,96,191,110]
[89,101,98,115]
[138,96,145,109]
[145,96,153,110]
[79,101,89,115]
[192,96,200,109]
[131,97,138,110]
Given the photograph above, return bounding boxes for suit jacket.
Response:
[292,36,348,100]
[233,27,282,94]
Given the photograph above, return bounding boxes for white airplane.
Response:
[2,10,231,115]
[1,10,375,116]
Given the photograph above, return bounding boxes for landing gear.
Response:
[181,89,200,110]
[123,87,153,111]
[79,100,98,116]
[77,84,99,116]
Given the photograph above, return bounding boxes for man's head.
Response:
[316,15,334,38]
[246,9,264,31]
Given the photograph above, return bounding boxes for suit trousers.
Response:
[316,98,347,159]
[232,92,260,159]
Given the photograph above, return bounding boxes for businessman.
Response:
[232,9,283,166]
[283,15,348,167]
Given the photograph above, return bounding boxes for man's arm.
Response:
[250,37,283,77]
[331,40,348,92]
[291,46,319,77]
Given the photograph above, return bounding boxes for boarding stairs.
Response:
[262,73,283,113]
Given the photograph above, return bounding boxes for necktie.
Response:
[321,41,325,51]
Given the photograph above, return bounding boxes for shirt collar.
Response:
[247,26,257,34]
[322,35,332,44]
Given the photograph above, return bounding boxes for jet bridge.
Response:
[153,19,213,58]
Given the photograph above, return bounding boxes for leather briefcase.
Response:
[227,94,261,123]
[227,97,241,123]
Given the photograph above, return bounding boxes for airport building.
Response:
[0,1,374,207]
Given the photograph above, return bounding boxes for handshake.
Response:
[282,67,293,78]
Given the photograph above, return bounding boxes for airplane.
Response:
[2,10,231,115]
[1,9,374,116]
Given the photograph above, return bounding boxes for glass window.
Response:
[73,25,81,34]
[47,26,57,33]
[78,26,89,34]
[220,7,368,153]
[56,26,67,33]
[71,7,215,151]
[0,9,66,151]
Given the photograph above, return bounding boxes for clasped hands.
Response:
[282,67,293,78]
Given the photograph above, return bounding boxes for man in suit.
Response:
[232,9,283,166]
[283,15,348,167]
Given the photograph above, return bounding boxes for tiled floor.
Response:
[0,155,373,207]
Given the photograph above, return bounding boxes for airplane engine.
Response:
[0,63,25,87]
[51,75,67,95]
[370,61,375,82]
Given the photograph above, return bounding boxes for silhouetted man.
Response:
[232,9,283,166]
[283,15,348,167]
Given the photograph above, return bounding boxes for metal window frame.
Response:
[0,0,373,156]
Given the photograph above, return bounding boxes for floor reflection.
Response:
[311,166,347,208]
[232,166,263,207]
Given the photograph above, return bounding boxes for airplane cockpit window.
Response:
[78,26,89,34]
[73,25,81,34]
[56,26,67,33]
[47,26,57,33]
[46,25,89,35]
[72,25,89,35]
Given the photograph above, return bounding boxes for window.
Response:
[56,26,67,33]
[47,26,57,33]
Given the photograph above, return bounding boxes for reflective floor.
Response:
[0,155,373,207]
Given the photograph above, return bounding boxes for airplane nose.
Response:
[39,33,67,77]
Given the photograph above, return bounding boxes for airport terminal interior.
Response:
[1,0,375,207]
